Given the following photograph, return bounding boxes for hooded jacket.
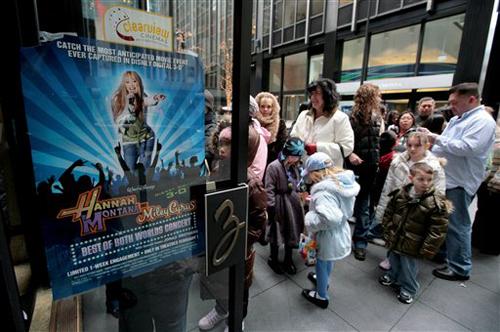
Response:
[305,170,360,260]
[382,184,450,259]
[375,150,446,223]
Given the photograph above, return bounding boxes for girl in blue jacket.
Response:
[301,152,360,308]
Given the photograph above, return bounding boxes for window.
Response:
[338,3,353,27]
[340,0,354,6]
[269,58,282,92]
[284,1,295,27]
[341,38,365,82]
[378,0,402,14]
[309,54,323,83]
[273,0,283,31]
[263,0,271,36]
[283,52,307,91]
[419,14,465,76]
[310,0,325,16]
[296,0,307,21]
[282,94,307,125]
[368,25,419,79]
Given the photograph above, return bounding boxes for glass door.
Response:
[3,1,250,331]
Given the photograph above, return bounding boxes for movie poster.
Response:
[19,36,206,299]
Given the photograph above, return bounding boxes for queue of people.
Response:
[197,80,497,331]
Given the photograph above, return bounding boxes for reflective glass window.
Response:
[419,14,465,76]
[341,38,365,82]
[296,0,307,21]
[273,0,283,31]
[368,25,419,79]
[310,0,325,16]
[309,54,324,83]
[269,58,282,92]
[283,52,307,91]
[284,1,296,27]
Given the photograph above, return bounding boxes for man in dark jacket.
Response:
[378,163,450,304]
[415,97,446,134]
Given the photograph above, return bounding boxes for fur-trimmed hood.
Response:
[311,170,360,217]
[255,92,281,143]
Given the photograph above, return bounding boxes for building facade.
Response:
[250,0,498,124]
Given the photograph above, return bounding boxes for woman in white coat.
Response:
[290,79,354,168]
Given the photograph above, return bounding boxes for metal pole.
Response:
[228,1,252,330]
[360,0,372,85]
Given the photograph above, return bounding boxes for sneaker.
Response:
[353,248,366,261]
[198,308,228,330]
[267,258,284,274]
[378,258,391,271]
[369,238,386,247]
[397,290,414,304]
[378,274,394,287]
[223,320,244,332]
[106,300,120,319]
[301,289,329,309]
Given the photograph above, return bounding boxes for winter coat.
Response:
[290,109,354,168]
[305,170,360,261]
[246,168,267,288]
[250,119,270,181]
[375,150,446,223]
[264,159,304,247]
[349,112,383,168]
[382,184,450,259]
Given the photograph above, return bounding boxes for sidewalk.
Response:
[83,201,500,332]
[238,242,499,331]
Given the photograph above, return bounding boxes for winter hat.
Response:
[280,137,305,161]
[301,152,334,178]
[249,96,259,118]
[219,126,232,143]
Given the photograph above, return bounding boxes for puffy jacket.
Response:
[305,170,360,260]
[382,184,450,259]
[375,150,446,223]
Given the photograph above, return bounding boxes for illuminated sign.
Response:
[103,6,173,52]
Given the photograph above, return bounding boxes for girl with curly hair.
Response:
[348,83,385,261]
[255,92,288,164]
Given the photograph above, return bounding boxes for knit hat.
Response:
[280,137,305,161]
[219,126,232,143]
[301,152,334,178]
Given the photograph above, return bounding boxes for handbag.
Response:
[298,233,317,266]
[339,144,350,169]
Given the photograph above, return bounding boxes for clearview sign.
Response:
[103,6,173,52]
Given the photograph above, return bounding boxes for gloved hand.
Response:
[305,143,317,155]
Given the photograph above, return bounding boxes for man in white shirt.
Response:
[422,83,496,281]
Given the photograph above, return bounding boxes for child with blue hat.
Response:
[300,152,360,309]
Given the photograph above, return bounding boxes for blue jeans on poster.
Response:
[123,137,155,171]
[315,259,334,299]
[445,187,473,277]
[388,251,419,296]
